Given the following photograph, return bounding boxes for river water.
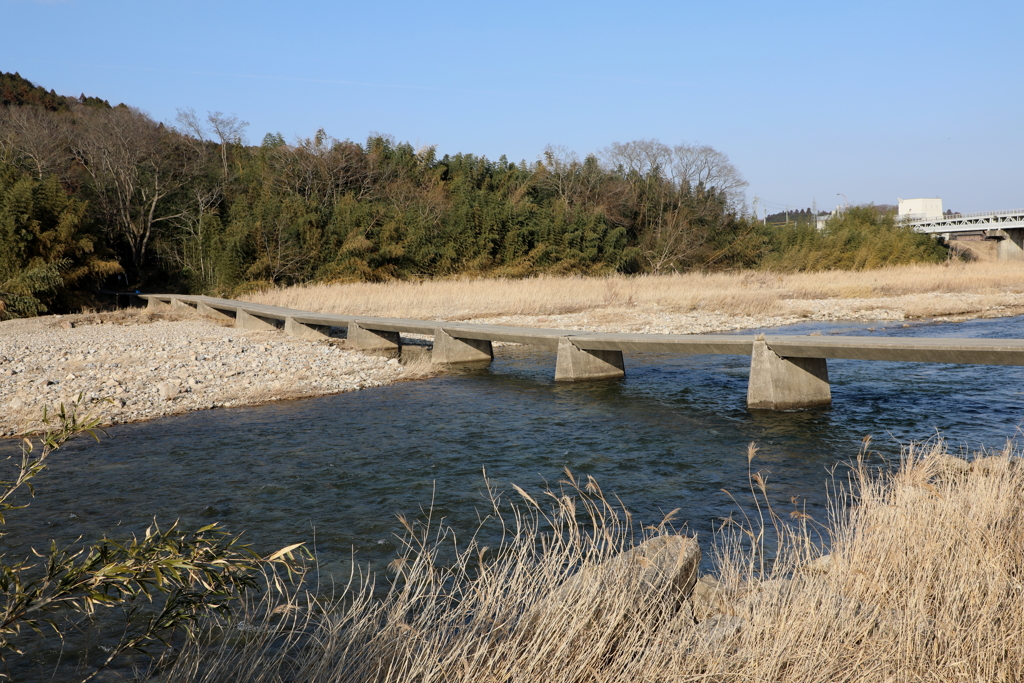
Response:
[3,315,1024,580]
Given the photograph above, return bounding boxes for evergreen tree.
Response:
[0,171,121,318]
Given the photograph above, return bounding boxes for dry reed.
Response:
[242,261,1024,328]
[153,440,1024,682]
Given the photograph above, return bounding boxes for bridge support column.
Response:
[285,316,331,341]
[432,328,493,364]
[994,228,1024,261]
[170,297,194,312]
[747,339,831,410]
[236,309,281,331]
[554,338,625,381]
[146,297,170,312]
[196,301,235,321]
[347,323,401,356]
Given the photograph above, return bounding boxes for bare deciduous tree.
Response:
[601,138,746,205]
[0,105,73,180]
[163,181,224,291]
[601,139,674,178]
[536,145,608,214]
[265,129,373,211]
[207,111,248,179]
[635,186,731,273]
[667,143,747,207]
[71,107,202,278]
[600,139,745,273]
[174,108,248,180]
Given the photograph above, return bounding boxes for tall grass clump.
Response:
[152,472,697,682]
[155,443,1024,682]
[760,205,950,272]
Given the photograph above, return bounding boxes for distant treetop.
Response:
[0,72,112,111]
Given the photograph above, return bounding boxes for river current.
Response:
[3,315,1024,578]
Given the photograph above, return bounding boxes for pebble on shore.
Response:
[0,310,411,437]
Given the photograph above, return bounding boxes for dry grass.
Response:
[394,347,442,380]
[154,440,1024,682]
[242,261,1024,327]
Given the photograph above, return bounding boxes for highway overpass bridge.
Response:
[903,209,1024,260]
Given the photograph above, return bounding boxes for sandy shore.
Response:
[3,289,1023,438]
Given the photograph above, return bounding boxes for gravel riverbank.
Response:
[462,291,1024,334]
[0,309,416,437]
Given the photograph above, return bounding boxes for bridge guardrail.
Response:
[902,209,1024,226]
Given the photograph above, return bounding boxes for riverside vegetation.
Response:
[6,405,1023,682]
[0,405,306,683]
[1,72,949,321]
[34,434,1018,683]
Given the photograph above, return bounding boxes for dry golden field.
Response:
[243,261,1024,332]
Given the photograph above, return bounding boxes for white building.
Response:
[898,197,943,220]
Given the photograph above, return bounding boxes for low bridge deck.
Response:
[142,294,1024,411]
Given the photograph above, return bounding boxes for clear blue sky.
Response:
[3,0,1021,214]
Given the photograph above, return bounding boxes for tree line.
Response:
[0,72,949,318]
[764,208,817,225]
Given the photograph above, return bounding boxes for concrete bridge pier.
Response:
[432,328,493,364]
[285,316,331,341]
[171,297,236,323]
[147,297,170,312]
[347,323,401,356]
[195,301,234,321]
[170,297,194,312]
[747,339,831,410]
[236,309,282,331]
[989,228,1024,261]
[554,338,625,381]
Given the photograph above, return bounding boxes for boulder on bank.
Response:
[156,381,179,400]
[691,573,730,621]
[520,534,700,635]
[929,453,972,479]
[553,534,701,604]
[970,454,1017,475]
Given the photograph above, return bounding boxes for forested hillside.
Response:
[0,73,948,318]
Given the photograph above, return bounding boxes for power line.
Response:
[758,198,813,210]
